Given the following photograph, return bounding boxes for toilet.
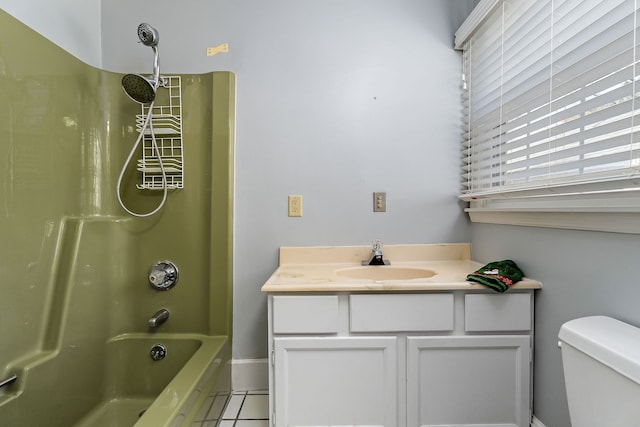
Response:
[559,315,640,427]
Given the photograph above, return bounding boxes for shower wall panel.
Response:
[0,10,234,423]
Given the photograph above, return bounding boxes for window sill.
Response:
[465,208,640,234]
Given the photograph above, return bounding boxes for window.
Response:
[455,0,640,234]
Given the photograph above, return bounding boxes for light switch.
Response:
[373,192,386,212]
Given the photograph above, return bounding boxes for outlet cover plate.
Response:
[288,195,302,217]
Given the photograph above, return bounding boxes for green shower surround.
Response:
[0,9,234,426]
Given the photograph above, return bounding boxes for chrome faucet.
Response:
[362,240,390,266]
[148,308,170,330]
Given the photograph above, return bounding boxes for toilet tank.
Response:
[559,316,640,427]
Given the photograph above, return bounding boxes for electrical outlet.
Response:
[373,192,386,212]
[288,195,302,217]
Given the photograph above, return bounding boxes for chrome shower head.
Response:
[122,74,156,104]
[137,23,159,47]
[122,23,162,104]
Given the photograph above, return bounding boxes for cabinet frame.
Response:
[267,290,535,427]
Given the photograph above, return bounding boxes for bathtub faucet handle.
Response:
[148,260,179,291]
[148,308,170,330]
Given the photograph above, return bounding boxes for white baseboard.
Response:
[531,415,546,427]
[231,358,268,391]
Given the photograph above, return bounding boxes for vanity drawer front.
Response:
[350,294,454,332]
[464,293,531,332]
[273,295,339,334]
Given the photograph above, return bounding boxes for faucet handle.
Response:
[362,239,389,265]
[148,260,179,291]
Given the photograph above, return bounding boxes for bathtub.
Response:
[0,333,229,427]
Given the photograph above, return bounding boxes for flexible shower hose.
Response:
[116,101,168,217]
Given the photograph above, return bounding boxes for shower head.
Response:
[137,23,159,47]
[122,74,156,104]
[122,23,162,104]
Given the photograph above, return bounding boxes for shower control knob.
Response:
[148,260,179,291]
[149,270,166,285]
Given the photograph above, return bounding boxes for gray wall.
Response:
[99,0,475,360]
[0,0,101,67]
[231,0,473,360]
[471,224,640,427]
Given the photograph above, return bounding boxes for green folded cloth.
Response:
[466,260,524,293]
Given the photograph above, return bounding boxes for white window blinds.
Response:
[458,0,640,201]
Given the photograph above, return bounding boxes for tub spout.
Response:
[148,308,170,330]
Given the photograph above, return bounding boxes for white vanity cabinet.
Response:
[267,291,534,427]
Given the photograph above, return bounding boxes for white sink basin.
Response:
[336,266,436,281]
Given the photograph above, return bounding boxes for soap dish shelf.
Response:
[136,76,184,190]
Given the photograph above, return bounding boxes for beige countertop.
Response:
[260,243,542,292]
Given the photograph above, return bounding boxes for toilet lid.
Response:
[559,316,640,385]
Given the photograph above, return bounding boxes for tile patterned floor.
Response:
[191,390,269,427]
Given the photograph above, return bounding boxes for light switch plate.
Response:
[373,192,386,212]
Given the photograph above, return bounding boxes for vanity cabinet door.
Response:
[407,335,531,427]
[273,336,398,427]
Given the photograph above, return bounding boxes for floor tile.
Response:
[222,394,245,419]
[238,394,269,419]
[218,421,235,427]
[235,421,269,427]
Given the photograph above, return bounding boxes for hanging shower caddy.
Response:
[136,75,184,190]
